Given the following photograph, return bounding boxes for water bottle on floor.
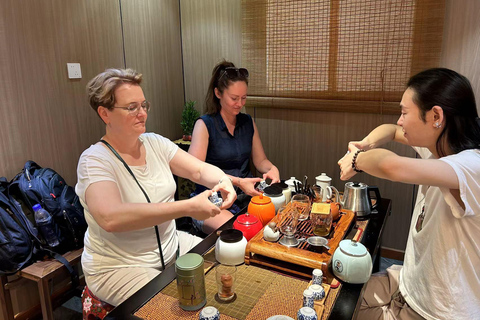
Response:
[33,204,60,247]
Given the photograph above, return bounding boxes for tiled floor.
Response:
[53,257,404,319]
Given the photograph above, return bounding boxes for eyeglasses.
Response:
[112,100,151,116]
[218,67,249,81]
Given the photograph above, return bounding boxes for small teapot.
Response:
[233,212,263,241]
[331,182,381,218]
[248,194,276,226]
[326,200,341,221]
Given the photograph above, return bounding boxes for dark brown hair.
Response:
[204,60,248,114]
[407,68,480,156]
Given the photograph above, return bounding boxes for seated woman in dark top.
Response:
[189,60,280,233]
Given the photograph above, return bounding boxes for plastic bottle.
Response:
[33,204,60,247]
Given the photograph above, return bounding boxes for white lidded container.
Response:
[284,177,300,193]
[263,185,286,213]
[215,229,247,265]
[332,239,372,284]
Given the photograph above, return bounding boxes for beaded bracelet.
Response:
[352,149,366,173]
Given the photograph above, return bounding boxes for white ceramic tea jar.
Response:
[285,177,301,193]
[332,239,372,284]
[263,185,286,213]
[215,229,247,265]
[272,181,292,203]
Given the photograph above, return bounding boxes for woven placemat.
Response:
[245,273,307,319]
[134,292,238,320]
[136,219,368,320]
[160,264,277,319]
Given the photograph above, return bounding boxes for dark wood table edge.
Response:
[328,198,391,320]
[106,198,391,320]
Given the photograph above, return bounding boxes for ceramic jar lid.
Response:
[272,181,289,190]
[250,194,272,205]
[235,213,260,226]
[263,185,283,197]
[338,239,368,257]
[175,253,204,271]
[316,173,332,183]
[219,229,244,243]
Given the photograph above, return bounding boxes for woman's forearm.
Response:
[357,124,404,150]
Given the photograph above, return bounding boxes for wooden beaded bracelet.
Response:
[352,149,366,173]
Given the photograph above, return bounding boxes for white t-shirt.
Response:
[400,147,480,320]
[75,133,179,276]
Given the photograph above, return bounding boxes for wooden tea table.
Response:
[105,198,391,320]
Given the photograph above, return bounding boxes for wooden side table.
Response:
[0,248,84,320]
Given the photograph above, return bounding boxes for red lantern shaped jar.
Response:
[248,194,276,226]
[233,213,263,241]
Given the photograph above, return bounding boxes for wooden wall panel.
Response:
[0,0,124,185]
[441,0,480,113]
[180,0,242,113]
[251,108,415,250]
[121,0,185,140]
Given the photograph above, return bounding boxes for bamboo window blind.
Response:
[242,0,445,114]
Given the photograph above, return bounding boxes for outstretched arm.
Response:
[338,146,459,190]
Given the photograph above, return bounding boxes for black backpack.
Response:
[8,160,87,253]
[0,177,43,274]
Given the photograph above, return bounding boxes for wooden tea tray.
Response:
[245,202,355,277]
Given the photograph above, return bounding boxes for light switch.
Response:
[67,63,82,79]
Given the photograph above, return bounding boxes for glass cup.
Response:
[311,210,333,237]
[291,194,311,221]
[278,205,300,247]
[215,264,237,301]
[312,185,322,203]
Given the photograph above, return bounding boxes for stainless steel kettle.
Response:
[332,182,381,217]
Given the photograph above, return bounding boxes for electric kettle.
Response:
[332,182,381,217]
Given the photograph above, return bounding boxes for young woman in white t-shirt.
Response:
[338,68,480,320]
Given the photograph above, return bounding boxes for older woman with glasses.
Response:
[75,68,236,306]
[188,60,280,234]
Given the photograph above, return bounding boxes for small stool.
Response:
[81,285,114,320]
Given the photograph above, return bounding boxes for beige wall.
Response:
[180,0,242,114]
[441,0,480,113]
[0,0,184,186]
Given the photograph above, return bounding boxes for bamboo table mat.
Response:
[135,219,369,319]
[135,263,342,320]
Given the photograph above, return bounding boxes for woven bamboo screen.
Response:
[242,0,445,114]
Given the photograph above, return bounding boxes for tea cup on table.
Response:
[310,203,332,237]
[215,264,237,302]
[291,194,311,221]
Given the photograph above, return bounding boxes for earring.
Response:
[434,121,442,129]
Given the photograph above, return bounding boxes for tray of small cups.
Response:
[297,269,331,320]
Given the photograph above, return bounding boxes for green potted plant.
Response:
[180,100,200,141]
